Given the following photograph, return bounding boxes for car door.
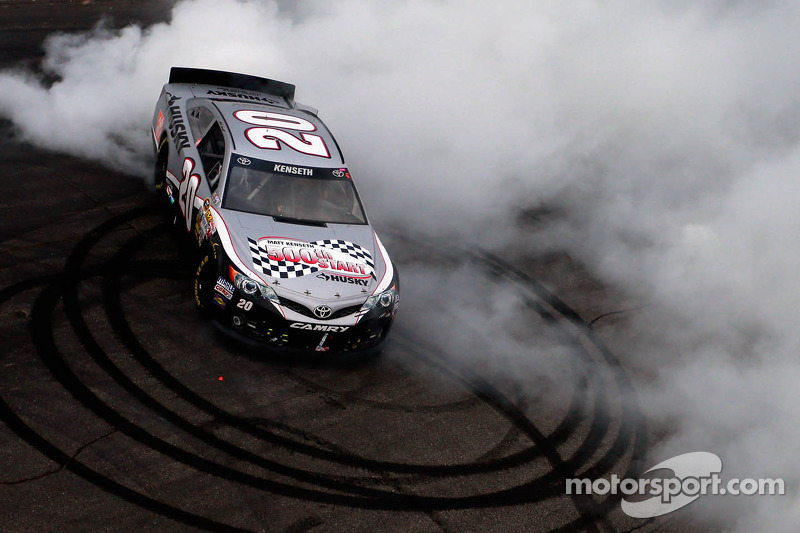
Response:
[188,104,226,196]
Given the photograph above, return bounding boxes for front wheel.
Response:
[194,252,217,315]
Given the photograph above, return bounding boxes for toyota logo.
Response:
[237,157,251,166]
[313,305,333,319]
[332,169,345,178]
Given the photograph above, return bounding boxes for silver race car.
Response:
[151,68,398,355]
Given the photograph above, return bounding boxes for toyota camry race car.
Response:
[151,67,398,355]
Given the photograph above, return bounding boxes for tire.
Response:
[152,140,168,192]
[153,141,185,229]
[193,251,217,315]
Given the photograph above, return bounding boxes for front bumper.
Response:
[210,295,395,355]
[205,249,398,356]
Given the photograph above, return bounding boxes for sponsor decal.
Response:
[214,276,234,300]
[290,322,350,333]
[154,110,165,140]
[166,93,191,151]
[230,157,347,180]
[198,197,216,241]
[273,164,313,176]
[194,216,203,244]
[248,237,375,280]
[316,273,368,286]
[315,332,330,352]
[207,89,280,104]
[213,294,226,308]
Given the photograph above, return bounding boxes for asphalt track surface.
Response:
[0,2,699,532]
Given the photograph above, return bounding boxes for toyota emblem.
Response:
[332,169,345,178]
[313,305,333,319]
[237,157,251,166]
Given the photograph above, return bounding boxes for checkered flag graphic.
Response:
[311,239,375,270]
[248,238,374,279]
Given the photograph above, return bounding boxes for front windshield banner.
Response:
[223,156,367,224]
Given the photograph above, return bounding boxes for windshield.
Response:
[222,156,367,224]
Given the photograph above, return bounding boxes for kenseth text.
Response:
[273,164,313,176]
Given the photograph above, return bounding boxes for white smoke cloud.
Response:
[2,0,800,529]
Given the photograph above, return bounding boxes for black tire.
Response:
[153,141,185,230]
[193,251,217,315]
[152,140,168,192]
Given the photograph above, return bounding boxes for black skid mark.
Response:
[385,231,651,530]
[0,206,651,532]
[17,283,255,533]
[103,227,584,480]
[93,220,600,510]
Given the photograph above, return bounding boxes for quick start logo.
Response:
[248,237,375,280]
[262,239,368,276]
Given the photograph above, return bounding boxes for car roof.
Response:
[187,85,345,168]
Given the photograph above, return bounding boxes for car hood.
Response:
[217,209,383,303]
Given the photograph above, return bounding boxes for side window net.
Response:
[187,106,216,141]
[197,123,225,192]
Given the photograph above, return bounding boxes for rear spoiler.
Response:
[168,67,296,104]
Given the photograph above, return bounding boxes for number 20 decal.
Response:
[236,299,253,311]
[234,110,330,158]
[178,158,200,232]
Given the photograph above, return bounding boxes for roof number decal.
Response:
[234,110,330,158]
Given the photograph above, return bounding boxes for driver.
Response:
[269,177,294,216]
[291,177,326,220]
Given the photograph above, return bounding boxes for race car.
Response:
[151,67,398,355]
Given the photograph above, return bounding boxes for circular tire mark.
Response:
[0,206,649,531]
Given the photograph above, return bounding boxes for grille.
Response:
[331,304,363,319]
[278,297,313,318]
[278,297,361,321]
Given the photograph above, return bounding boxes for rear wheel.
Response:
[194,251,218,315]
[152,140,168,192]
[154,141,186,229]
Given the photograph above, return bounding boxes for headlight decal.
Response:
[233,272,281,305]
[371,232,394,294]
[355,233,395,324]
